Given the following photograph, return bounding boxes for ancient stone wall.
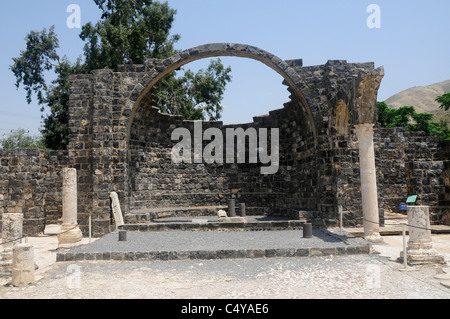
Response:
[442,140,450,225]
[1,126,445,235]
[0,149,69,235]
[375,127,449,224]
[128,100,319,216]
[1,44,447,236]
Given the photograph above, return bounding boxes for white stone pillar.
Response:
[1,213,23,260]
[406,206,445,265]
[58,168,83,249]
[12,243,35,287]
[354,124,382,243]
[110,192,125,229]
[0,213,23,276]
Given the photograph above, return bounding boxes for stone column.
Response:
[0,213,23,276]
[12,243,35,287]
[58,168,83,249]
[1,213,23,261]
[354,124,382,243]
[406,206,445,265]
[228,199,236,217]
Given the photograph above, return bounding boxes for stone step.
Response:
[123,206,337,232]
[124,206,228,224]
[434,274,450,280]
[125,206,324,224]
[345,224,450,237]
[122,219,307,232]
[441,281,450,289]
[119,216,339,233]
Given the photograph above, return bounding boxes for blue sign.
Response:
[400,204,408,211]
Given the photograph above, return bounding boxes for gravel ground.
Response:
[65,229,367,253]
[1,225,449,300]
[1,254,449,300]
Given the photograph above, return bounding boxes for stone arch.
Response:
[124,43,316,142]
[66,44,386,236]
[122,43,321,215]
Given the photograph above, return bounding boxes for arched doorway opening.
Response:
[124,44,319,216]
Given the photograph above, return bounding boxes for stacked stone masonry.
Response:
[0,149,69,235]
[1,43,448,237]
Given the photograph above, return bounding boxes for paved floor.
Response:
[56,228,371,262]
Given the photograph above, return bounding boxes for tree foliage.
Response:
[154,59,232,121]
[10,26,60,108]
[80,0,180,71]
[377,102,450,140]
[0,129,46,150]
[436,92,450,111]
[42,58,85,150]
[10,0,232,150]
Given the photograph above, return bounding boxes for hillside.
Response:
[385,80,450,124]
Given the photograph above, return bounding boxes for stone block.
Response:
[220,217,248,224]
[12,244,35,287]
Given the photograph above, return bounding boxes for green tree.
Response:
[0,129,46,150]
[42,58,85,149]
[409,112,434,134]
[436,92,450,111]
[80,0,180,71]
[377,102,415,128]
[10,26,82,150]
[11,0,232,150]
[10,26,61,109]
[154,59,232,121]
[377,102,450,140]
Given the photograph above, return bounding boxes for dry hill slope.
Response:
[385,79,450,124]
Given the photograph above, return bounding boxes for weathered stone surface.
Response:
[0,149,69,234]
[220,217,248,224]
[217,210,227,222]
[406,206,446,265]
[58,168,83,248]
[11,243,35,287]
[355,124,382,240]
[1,213,24,261]
[110,192,125,228]
[434,274,450,280]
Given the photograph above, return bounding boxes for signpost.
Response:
[400,195,418,212]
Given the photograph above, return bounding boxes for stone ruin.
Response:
[0,43,449,238]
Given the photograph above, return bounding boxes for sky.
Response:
[0,0,449,137]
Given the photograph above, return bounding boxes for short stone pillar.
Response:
[303,223,313,238]
[12,243,35,287]
[355,124,383,243]
[118,230,127,242]
[1,213,24,260]
[239,203,246,217]
[0,213,24,276]
[58,168,83,249]
[406,206,445,265]
[228,199,236,217]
